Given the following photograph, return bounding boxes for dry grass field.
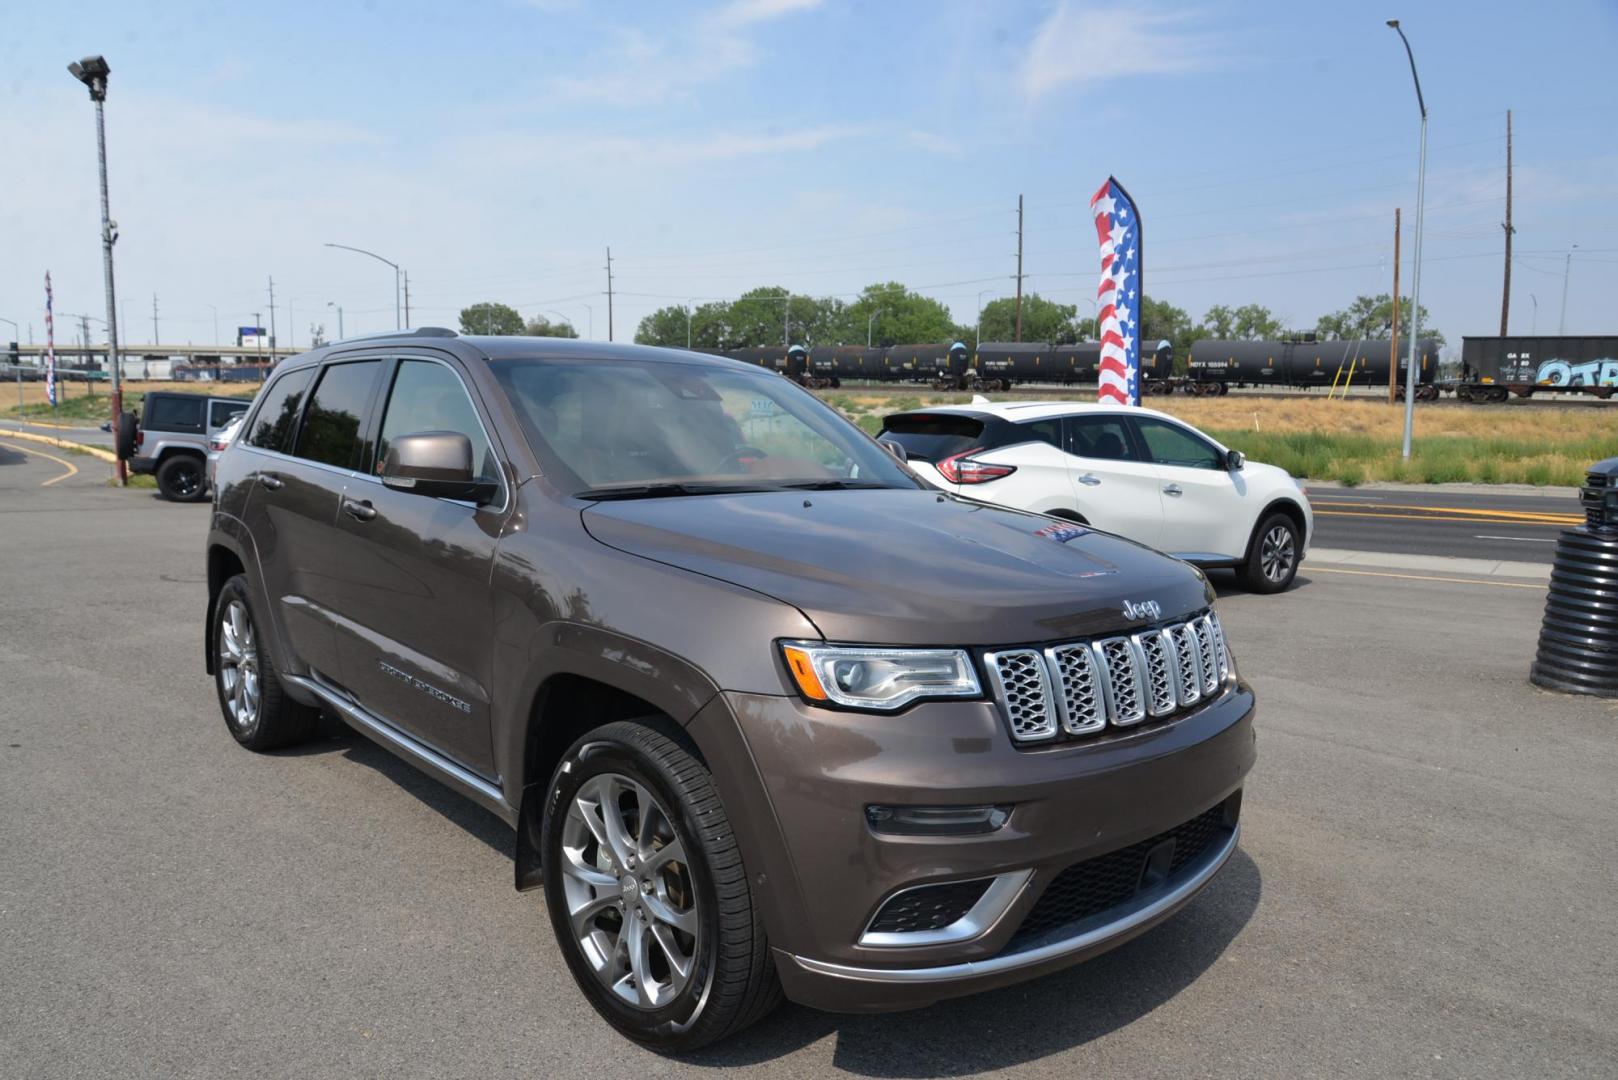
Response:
[2,379,259,423]
[826,391,1616,486]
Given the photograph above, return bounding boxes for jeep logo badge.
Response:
[1122,599,1162,621]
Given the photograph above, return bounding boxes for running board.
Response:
[283,672,515,826]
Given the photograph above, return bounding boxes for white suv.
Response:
[879,401,1312,593]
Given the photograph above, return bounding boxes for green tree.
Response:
[1232,303,1283,340]
[1201,304,1236,339]
[1140,295,1196,370]
[1315,294,1443,347]
[976,294,1081,344]
[459,302,523,335]
[524,315,579,338]
[842,282,960,348]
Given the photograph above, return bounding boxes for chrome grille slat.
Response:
[986,648,1058,741]
[988,609,1231,745]
[1134,631,1177,716]
[1045,644,1106,734]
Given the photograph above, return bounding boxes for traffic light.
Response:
[6,341,17,364]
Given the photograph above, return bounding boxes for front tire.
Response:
[213,575,318,750]
[542,721,780,1052]
[1243,513,1301,593]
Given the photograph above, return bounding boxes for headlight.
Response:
[779,641,981,711]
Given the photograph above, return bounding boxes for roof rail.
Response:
[329,326,457,345]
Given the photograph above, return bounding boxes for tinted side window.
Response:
[376,360,499,485]
[293,361,381,469]
[148,395,204,431]
[1135,417,1223,469]
[245,369,314,452]
[210,400,248,428]
[1018,418,1063,449]
[1066,416,1137,461]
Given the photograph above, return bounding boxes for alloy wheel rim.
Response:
[1260,525,1296,582]
[561,772,699,1010]
[173,463,202,497]
[217,599,260,732]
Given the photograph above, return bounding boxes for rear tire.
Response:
[213,575,319,751]
[156,453,207,502]
[542,720,781,1052]
[1242,513,1301,594]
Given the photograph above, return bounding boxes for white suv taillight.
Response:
[937,451,1016,485]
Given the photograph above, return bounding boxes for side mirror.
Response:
[381,431,498,504]
[1226,449,1245,471]
[878,437,908,463]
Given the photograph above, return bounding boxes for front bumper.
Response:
[687,680,1256,1013]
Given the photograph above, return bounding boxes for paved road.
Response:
[3,478,1614,1077]
[1309,484,1581,564]
[0,418,116,448]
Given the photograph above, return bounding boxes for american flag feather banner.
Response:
[44,271,57,408]
[1090,177,1141,406]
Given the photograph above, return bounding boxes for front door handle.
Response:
[260,473,284,491]
[342,497,377,522]
[1163,483,1183,497]
[1078,473,1102,486]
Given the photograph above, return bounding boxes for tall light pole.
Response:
[1559,244,1578,334]
[324,242,400,329]
[67,54,124,482]
[867,309,883,348]
[327,302,344,339]
[975,289,995,346]
[1387,20,1427,462]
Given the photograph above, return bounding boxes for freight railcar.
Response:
[1188,338,1441,398]
[1458,336,1618,401]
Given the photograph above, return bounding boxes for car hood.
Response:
[581,489,1214,646]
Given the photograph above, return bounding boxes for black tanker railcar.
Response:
[1458,336,1618,401]
[1188,338,1441,398]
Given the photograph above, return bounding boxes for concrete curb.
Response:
[0,427,119,464]
[1307,546,1550,582]
[1306,480,1581,500]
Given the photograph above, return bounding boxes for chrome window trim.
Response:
[857,870,1034,949]
[792,825,1239,984]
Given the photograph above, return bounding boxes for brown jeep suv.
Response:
[205,329,1254,1050]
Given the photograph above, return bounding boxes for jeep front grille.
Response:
[988,612,1229,745]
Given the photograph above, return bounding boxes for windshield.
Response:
[490,356,920,497]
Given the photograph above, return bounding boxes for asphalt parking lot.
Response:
[2,456,1615,1078]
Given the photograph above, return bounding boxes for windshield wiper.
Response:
[577,482,778,501]
[775,479,895,491]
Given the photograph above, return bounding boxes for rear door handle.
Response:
[342,497,377,522]
[260,473,284,491]
[1163,483,1183,497]
[1078,473,1102,486]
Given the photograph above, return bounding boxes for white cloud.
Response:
[545,0,822,107]
[1021,2,1220,99]
[710,0,823,29]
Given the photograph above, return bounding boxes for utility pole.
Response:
[267,276,277,349]
[1500,109,1513,336]
[403,270,411,329]
[151,293,159,346]
[68,55,123,481]
[1014,194,1025,342]
[1389,208,1401,405]
[605,246,615,342]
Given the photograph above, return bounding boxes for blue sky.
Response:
[3,0,1615,350]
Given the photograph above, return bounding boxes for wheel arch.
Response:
[512,673,702,892]
[204,542,248,676]
[1245,497,1307,560]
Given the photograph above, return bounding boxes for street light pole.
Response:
[327,302,344,339]
[1559,244,1578,334]
[1387,20,1427,462]
[867,309,883,348]
[68,54,124,483]
[323,242,401,329]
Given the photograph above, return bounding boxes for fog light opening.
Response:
[865,804,1012,836]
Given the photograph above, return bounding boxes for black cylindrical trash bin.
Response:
[1530,457,1618,697]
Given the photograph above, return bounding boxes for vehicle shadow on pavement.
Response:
[1209,571,1316,599]
[691,851,1262,1074]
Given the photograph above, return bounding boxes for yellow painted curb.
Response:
[0,427,119,463]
